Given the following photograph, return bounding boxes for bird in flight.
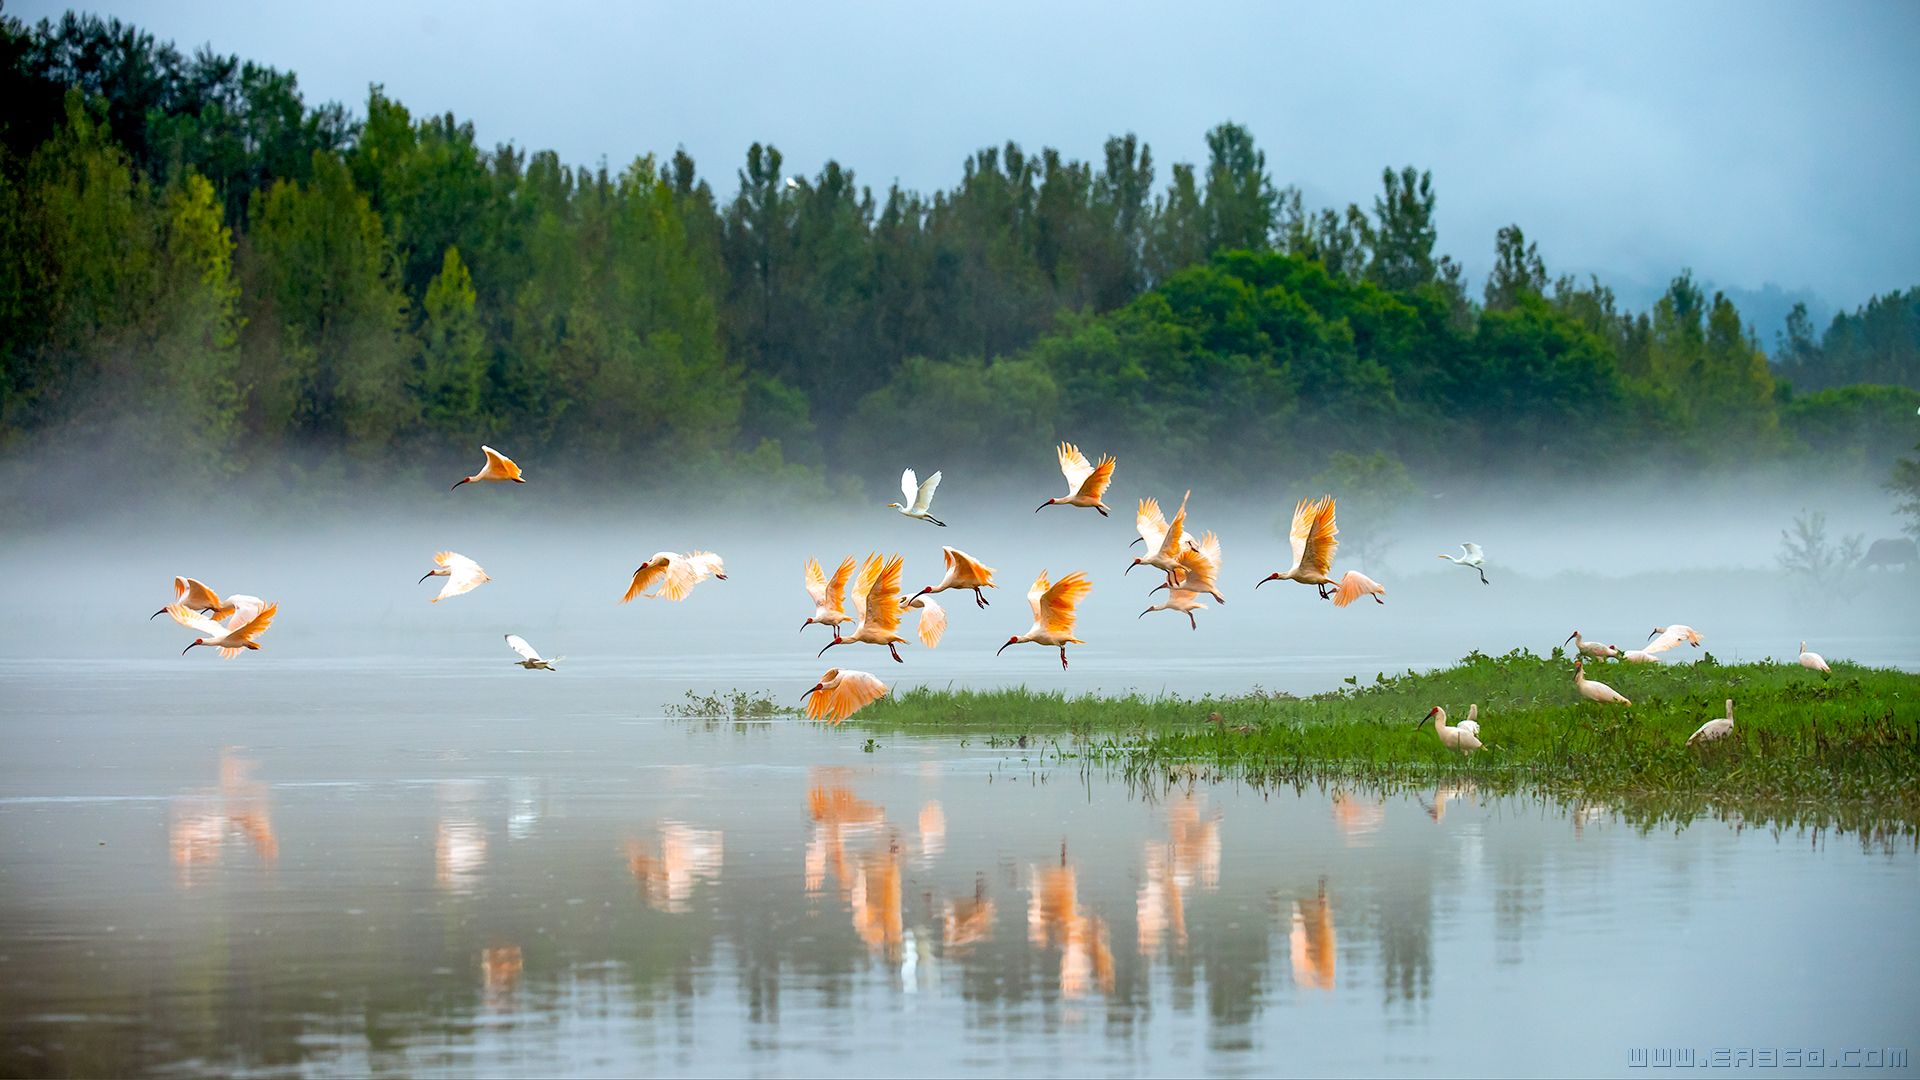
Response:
[802,556,858,633]
[505,634,560,670]
[998,569,1092,670]
[1437,543,1489,585]
[420,551,490,603]
[622,551,727,602]
[1130,492,1192,587]
[1644,625,1703,654]
[909,546,997,609]
[1036,442,1116,517]
[1139,587,1209,630]
[150,576,229,621]
[803,668,889,724]
[166,601,278,658]
[889,468,946,526]
[451,445,524,490]
[1257,496,1340,599]
[1331,570,1386,607]
[818,553,910,663]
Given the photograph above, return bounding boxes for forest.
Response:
[2,12,1918,507]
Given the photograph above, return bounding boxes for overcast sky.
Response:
[18,0,1920,327]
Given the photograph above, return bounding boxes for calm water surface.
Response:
[2,661,1917,1077]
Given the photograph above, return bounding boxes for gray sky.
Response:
[17,0,1920,327]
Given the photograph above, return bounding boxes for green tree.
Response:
[416,245,485,439]
[1201,121,1273,255]
[1483,224,1546,311]
[1366,166,1437,290]
[150,171,242,463]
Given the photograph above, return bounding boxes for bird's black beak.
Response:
[1150,581,1167,595]
[1563,632,1577,646]
[1129,536,1142,548]
[1124,561,1137,575]
[1647,628,1659,641]
[1034,501,1050,513]
[802,685,820,700]
[450,477,469,490]
[817,640,836,658]
[150,607,167,620]
[995,640,1013,657]
[418,571,434,583]
[181,641,199,655]
[1255,574,1277,589]
[1137,608,1150,619]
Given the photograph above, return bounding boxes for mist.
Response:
[9,463,1913,703]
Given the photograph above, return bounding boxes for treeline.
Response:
[1,12,1915,501]
[1773,290,1920,392]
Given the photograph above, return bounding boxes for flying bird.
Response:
[451,445,524,489]
[1139,588,1208,630]
[1563,631,1620,660]
[818,553,910,662]
[505,634,560,670]
[1798,641,1830,675]
[803,668,889,724]
[622,551,727,602]
[1437,543,1489,585]
[1331,570,1386,607]
[166,602,278,658]
[888,468,946,527]
[1644,625,1703,654]
[1151,531,1225,604]
[150,576,226,620]
[1036,442,1116,517]
[420,551,490,603]
[902,594,947,649]
[909,546,998,608]
[998,570,1092,669]
[1573,658,1630,705]
[802,556,858,632]
[1416,706,1482,756]
[1257,496,1340,599]
[1687,699,1735,746]
[1129,492,1191,585]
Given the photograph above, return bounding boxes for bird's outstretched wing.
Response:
[943,546,995,586]
[1079,454,1115,500]
[1157,491,1190,560]
[1461,542,1483,562]
[1176,532,1222,594]
[1027,570,1052,624]
[623,560,667,603]
[481,445,522,480]
[913,471,943,513]
[434,552,489,602]
[804,558,829,606]
[808,671,888,724]
[862,554,905,634]
[166,604,225,637]
[232,602,277,641]
[826,555,856,607]
[686,550,726,581]
[657,554,703,601]
[177,576,222,611]
[915,596,947,649]
[1645,624,1702,654]
[224,594,265,629]
[1291,496,1338,578]
[1136,498,1168,551]
[900,468,918,506]
[1057,442,1093,490]
[1039,571,1092,637]
[1331,570,1382,608]
[851,553,882,624]
[506,634,541,662]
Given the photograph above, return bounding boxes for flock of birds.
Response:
[153,442,1839,752]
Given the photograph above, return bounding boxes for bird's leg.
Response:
[1058,646,1069,670]
[1096,506,1109,518]
[973,588,988,608]
[927,515,947,528]
[1187,612,1197,631]
[1373,595,1384,605]
[889,642,903,663]
[1478,569,1489,585]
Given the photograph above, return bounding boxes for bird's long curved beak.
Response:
[817,640,836,658]
[1034,501,1050,513]
[1563,632,1577,646]
[799,620,810,633]
[1646,628,1659,641]
[1255,574,1278,589]
[995,640,1013,657]
[418,570,434,584]
[802,684,821,700]
[150,607,167,620]
[1149,581,1167,595]
[450,477,469,490]
[1137,608,1151,619]
[180,641,198,655]
[1124,561,1136,575]
[1411,715,1428,728]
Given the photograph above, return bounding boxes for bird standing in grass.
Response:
[1036,442,1116,517]
[1573,659,1631,705]
[999,570,1092,669]
[1687,699,1735,746]
[803,668,889,724]
[818,553,910,663]
[1564,631,1620,660]
[1257,496,1340,599]
[421,552,490,603]
[909,547,997,608]
[451,445,524,489]
[1437,543,1490,584]
[505,634,560,670]
[1416,706,1482,756]
[888,469,946,526]
[802,556,857,633]
[1798,641,1831,675]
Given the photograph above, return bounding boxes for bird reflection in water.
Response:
[1028,843,1114,997]
[943,875,996,951]
[1137,793,1223,957]
[849,836,906,963]
[1422,781,1478,825]
[1331,789,1386,843]
[481,944,523,1011]
[916,800,946,863]
[435,781,488,894]
[168,747,278,884]
[624,822,725,913]
[1289,877,1337,991]
[804,773,886,895]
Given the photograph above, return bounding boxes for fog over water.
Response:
[8,466,1914,696]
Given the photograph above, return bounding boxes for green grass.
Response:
[857,650,1920,838]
